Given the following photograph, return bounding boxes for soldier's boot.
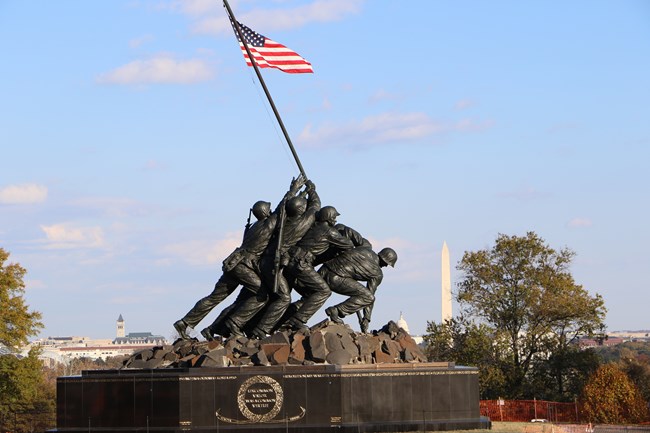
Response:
[283,317,309,332]
[250,326,267,340]
[224,318,246,339]
[200,326,215,341]
[325,306,344,324]
[173,319,191,340]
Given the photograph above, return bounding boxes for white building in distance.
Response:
[24,315,167,365]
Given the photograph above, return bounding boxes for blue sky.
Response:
[1,1,648,340]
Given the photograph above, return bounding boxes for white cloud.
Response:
[160,231,242,266]
[128,34,154,49]
[298,112,442,148]
[40,223,105,249]
[167,0,221,17]
[568,218,592,228]
[368,89,404,105]
[189,0,364,35]
[297,112,492,149]
[454,99,475,110]
[96,55,213,85]
[454,118,493,131]
[0,183,48,204]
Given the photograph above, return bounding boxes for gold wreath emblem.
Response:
[215,375,306,424]
[238,375,283,422]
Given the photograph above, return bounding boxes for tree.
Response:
[424,315,509,398]
[455,232,606,398]
[0,248,53,431]
[1,247,43,349]
[528,345,601,401]
[581,363,649,423]
[0,349,55,432]
[617,347,650,405]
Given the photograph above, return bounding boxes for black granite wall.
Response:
[56,363,489,433]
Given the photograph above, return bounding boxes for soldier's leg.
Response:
[323,273,374,319]
[251,273,292,335]
[224,287,269,333]
[286,268,331,327]
[201,287,257,339]
[174,272,240,338]
[229,261,262,293]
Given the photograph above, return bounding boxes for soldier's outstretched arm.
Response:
[290,175,306,194]
[335,223,372,248]
[274,176,306,214]
[305,181,321,212]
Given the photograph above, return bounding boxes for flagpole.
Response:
[222,0,308,180]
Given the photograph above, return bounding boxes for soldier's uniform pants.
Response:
[225,256,286,333]
[284,265,331,324]
[320,268,375,317]
[181,262,261,329]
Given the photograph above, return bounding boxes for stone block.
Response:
[268,331,290,345]
[144,358,163,369]
[163,351,179,362]
[268,344,290,365]
[324,331,344,352]
[290,333,306,364]
[309,331,328,363]
[252,349,270,366]
[374,348,394,364]
[326,349,351,365]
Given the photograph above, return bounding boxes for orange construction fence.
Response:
[481,399,581,423]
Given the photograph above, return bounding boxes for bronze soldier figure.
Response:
[223,180,320,339]
[172,176,305,340]
[320,246,397,333]
[279,206,355,331]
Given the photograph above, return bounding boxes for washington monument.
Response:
[441,241,452,323]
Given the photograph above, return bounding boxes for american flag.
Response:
[232,21,313,74]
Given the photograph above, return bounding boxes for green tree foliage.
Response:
[0,248,54,431]
[1,247,43,349]
[424,315,508,398]
[581,363,649,423]
[595,341,650,364]
[0,349,55,432]
[432,232,606,399]
[601,344,650,405]
[528,346,601,401]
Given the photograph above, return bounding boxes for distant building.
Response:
[23,315,167,364]
[396,313,423,345]
[576,336,625,349]
[607,330,650,342]
[114,332,166,346]
[116,314,125,338]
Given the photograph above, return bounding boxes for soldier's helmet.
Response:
[286,197,307,217]
[378,248,398,267]
[252,201,271,220]
[316,206,340,224]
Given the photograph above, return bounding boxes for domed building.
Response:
[395,312,423,345]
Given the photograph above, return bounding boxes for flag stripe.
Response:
[233,22,313,74]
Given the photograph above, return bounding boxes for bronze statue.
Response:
[321,247,397,333]
[278,206,356,331]
[172,175,398,339]
[173,177,305,340]
[220,180,320,339]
